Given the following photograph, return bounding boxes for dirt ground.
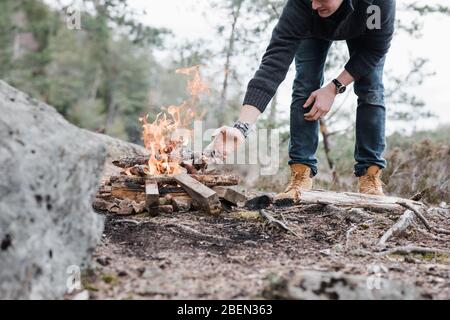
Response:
[80,199,450,300]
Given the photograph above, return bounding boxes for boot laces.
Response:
[362,173,383,191]
[285,171,310,192]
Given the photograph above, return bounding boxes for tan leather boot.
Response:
[275,164,313,203]
[358,165,385,196]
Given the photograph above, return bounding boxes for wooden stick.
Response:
[397,201,450,235]
[378,210,415,246]
[112,156,148,168]
[159,186,186,195]
[212,186,247,205]
[259,209,300,238]
[112,151,214,169]
[129,165,148,177]
[111,182,145,202]
[145,179,159,208]
[413,224,445,241]
[110,174,240,187]
[174,173,221,215]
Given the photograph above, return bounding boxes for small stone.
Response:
[118,270,128,277]
[405,256,416,264]
[96,257,110,267]
[245,194,273,210]
[274,198,295,207]
[136,267,146,276]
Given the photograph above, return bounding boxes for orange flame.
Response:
[138,66,209,175]
[176,65,210,100]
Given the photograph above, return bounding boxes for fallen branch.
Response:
[259,209,300,238]
[293,189,424,212]
[378,210,416,246]
[413,224,445,241]
[397,201,450,235]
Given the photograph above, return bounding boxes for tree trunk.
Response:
[320,119,340,185]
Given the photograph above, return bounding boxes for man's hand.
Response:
[303,83,337,121]
[205,126,245,160]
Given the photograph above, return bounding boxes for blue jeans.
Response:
[288,38,387,177]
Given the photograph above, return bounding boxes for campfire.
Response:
[94,66,247,216]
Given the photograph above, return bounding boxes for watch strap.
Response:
[332,79,346,94]
[233,121,251,138]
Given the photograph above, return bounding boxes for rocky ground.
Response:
[74,199,450,300]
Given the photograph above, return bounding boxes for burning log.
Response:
[112,156,148,168]
[157,186,186,195]
[180,161,198,174]
[128,165,148,177]
[112,151,214,169]
[109,174,240,187]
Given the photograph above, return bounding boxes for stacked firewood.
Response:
[93,155,247,216]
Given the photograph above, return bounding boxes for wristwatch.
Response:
[332,79,347,94]
[233,120,252,138]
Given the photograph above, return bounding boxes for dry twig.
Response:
[259,209,300,238]
[397,201,450,235]
[378,210,415,246]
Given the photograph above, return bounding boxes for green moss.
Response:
[83,282,99,292]
[388,252,449,263]
[101,273,118,285]
[413,252,449,262]
[232,211,260,220]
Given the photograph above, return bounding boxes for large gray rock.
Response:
[0,81,146,299]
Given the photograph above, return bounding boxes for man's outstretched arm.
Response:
[243,0,311,114]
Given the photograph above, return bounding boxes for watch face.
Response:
[338,86,346,94]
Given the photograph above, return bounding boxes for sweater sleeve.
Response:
[243,0,310,113]
[345,0,396,81]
